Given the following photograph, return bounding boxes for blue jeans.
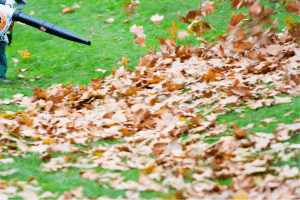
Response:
[0,41,7,78]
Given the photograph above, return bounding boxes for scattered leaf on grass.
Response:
[18,50,30,58]
[95,68,106,73]
[18,68,27,72]
[151,14,164,25]
[261,117,277,123]
[18,74,26,78]
[71,3,81,8]
[62,7,75,14]
[106,18,114,23]
[12,58,19,66]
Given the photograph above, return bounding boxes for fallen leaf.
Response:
[62,7,75,14]
[18,68,27,72]
[261,117,277,123]
[231,122,247,138]
[106,18,115,23]
[0,158,14,164]
[18,50,31,58]
[18,74,26,78]
[233,190,248,200]
[177,30,189,41]
[95,68,106,73]
[130,24,146,38]
[274,96,292,104]
[72,3,81,8]
[151,14,164,25]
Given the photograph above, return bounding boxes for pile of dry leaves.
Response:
[1,0,300,199]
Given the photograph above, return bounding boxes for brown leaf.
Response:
[231,122,247,138]
[62,7,75,14]
[228,12,247,27]
[178,11,192,24]
[231,0,246,9]
[285,1,300,16]
[200,1,216,17]
[18,68,28,72]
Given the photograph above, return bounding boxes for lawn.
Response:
[1,0,300,199]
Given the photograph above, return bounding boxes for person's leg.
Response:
[0,41,9,83]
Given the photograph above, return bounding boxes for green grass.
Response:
[0,0,300,199]
[0,152,126,198]
[217,95,300,134]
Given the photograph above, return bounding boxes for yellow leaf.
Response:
[18,50,31,58]
[233,190,248,200]
[179,117,186,122]
[43,139,55,145]
[123,1,132,8]
[32,136,40,140]
[167,19,179,40]
[1,112,16,119]
[93,152,104,157]
[140,161,156,174]
[121,57,128,66]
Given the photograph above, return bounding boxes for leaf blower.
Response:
[0,0,91,45]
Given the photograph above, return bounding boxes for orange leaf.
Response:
[231,122,247,139]
[202,69,219,82]
[62,7,75,14]
[121,57,128,66]
[228,12,247,27]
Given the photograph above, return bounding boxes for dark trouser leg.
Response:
[0,41,7,78]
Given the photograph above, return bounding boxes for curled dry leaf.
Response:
[62,7,75,14]
[18,68,27,72]
[130,24,146,47]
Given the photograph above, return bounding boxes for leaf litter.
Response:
[1,0,300,199]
